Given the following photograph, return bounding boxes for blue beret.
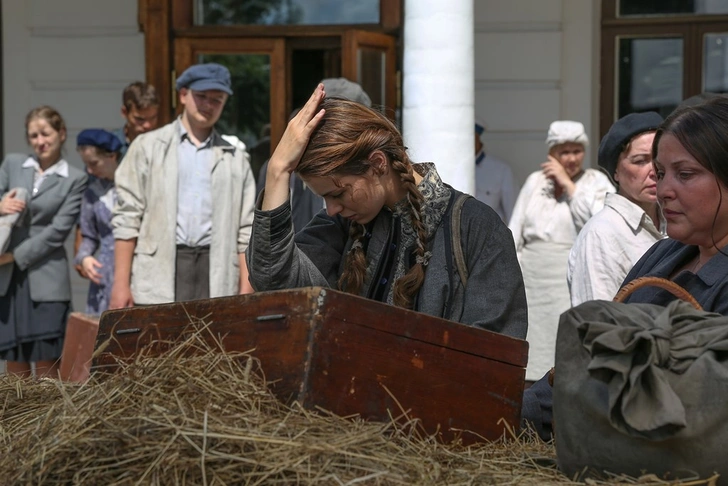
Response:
[176,63,233,95]
[76,129,122,153]
[598,111,663,182]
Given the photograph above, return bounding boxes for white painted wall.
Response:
[474,0,600,190]
[2,0,145,316]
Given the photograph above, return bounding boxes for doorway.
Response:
[141,0,402,173]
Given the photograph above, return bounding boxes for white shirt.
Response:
[567,192,666,306]
[508,169,616,260]
[475,150,518,223]
[22,156,69,195]
[176,120,214,247]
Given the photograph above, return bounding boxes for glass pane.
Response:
[619,0,728,16]
[358,48,386,107]
[198,53,271,174]
[617,37,683,119]
[704,33,728,93]
[617,0,728,17]
[195,0,380,26]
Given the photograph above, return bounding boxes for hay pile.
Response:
[0,329,719,485]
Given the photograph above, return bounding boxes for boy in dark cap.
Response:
[474,118,517,223]
[110,63,256,308]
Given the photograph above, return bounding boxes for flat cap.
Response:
[475,118,486,135]
[598,111,663,182]
[176,63,233,95]
[76,129,123,153]
[322,78,371,107]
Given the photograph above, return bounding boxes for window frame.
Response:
[600,0,728,137]
[140,0,401,127]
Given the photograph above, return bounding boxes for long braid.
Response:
[391,158,428,309]
[338,222,368,294]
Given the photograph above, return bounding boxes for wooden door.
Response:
[342,30,397,118]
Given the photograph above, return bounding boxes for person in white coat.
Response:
[110,63,256,308]
[474,120,518,223]
[508,120,615,381]
[568,112,667,306]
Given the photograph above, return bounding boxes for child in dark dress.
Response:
[74,129,122,315]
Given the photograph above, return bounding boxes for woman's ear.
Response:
[368,150,388,176]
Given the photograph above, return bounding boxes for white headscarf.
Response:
[545,120,589,149]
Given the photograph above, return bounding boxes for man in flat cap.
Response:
[474,119,518,223]
[110,63,256,308]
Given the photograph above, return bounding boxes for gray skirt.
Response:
[0,265,69,362]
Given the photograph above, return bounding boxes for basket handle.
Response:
[613,276,702,310]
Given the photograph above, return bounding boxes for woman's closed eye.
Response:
[630,155,652,165]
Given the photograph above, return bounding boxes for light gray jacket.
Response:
[0,153,87,301]
[112,121,256,304]
[247,186,528,339]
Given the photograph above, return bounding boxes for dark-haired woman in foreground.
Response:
[247,84,527,338]
[619,97,728,310]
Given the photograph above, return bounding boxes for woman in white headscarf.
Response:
[508,120,615,382]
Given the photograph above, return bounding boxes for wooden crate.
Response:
[60,312,100,383]
[95,287,528,443]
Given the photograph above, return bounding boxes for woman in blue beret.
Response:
[0,106,87,378]
[74,129,122,315]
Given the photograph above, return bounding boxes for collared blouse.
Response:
[567,192,666,306]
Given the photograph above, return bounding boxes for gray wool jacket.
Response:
[247,174,527,340]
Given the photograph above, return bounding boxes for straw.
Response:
[0,322,719,485]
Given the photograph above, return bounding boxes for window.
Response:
[194,0,380,26]
[618,0,728,17]
[140,0,401,169]
[600,0,728,137]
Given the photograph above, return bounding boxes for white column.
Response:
[402,0,474,194]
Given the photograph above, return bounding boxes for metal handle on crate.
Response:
[613,276,702,310]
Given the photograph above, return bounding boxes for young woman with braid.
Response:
[247,84,527,338]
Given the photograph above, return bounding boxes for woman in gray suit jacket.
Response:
[0,106,87,378]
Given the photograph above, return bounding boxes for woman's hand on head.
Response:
[262,84,326,211]
[270,84,326,176]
